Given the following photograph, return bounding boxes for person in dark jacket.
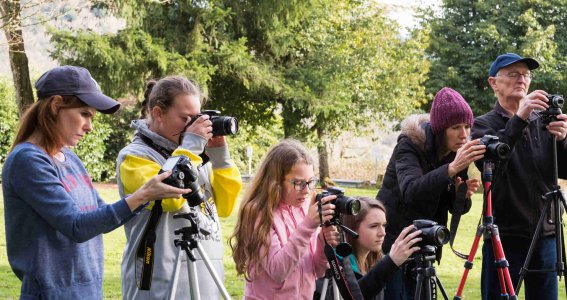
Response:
[378,87,486,300]
[472,53,567,300]
[313,197,422,300]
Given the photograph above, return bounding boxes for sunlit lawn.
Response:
[1,184,566,299]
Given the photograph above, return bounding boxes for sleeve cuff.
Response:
[206,145,232,168]
[181,132,207,154]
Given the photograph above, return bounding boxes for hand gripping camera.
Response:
[159,155,206,207]
[189,110,239,137]
[411,219,450,247]
[540,94,564,125]
[480,135,511,161]
[315,186,361,226]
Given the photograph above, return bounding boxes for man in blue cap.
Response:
[472,53,567,299]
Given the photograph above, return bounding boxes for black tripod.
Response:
[411,245,449,300]
[515,135,567,297]
[165,211,231,300]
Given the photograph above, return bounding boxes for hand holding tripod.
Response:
[454,160,517,300]
[166,211,231,300]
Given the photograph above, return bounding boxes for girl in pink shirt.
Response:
[230,139,339,299]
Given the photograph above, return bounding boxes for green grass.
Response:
[1,185,566,299]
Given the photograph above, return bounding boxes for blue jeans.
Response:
[481,235,557,300]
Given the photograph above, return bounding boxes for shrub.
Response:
[0,79,18,180]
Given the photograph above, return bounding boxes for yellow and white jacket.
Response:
[116,119,242,300]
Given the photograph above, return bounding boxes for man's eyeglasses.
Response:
[289,179,319,191]
[498,72,533,80]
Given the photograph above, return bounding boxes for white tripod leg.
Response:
[166,247,183,300]
[195,242,232,299]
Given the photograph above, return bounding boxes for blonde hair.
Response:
[340,197,386,274]
[229,139,314,281]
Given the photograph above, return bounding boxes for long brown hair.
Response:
[341,197,386,274]
[229,139,314,281]
[11,95,88,156]
[140,76,204,119]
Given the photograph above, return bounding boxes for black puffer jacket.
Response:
[377,114,471,253]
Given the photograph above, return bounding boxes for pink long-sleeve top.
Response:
[243,200,329,299]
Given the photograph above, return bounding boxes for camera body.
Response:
[194,110,239,137]
[540,94,564,125]
[316,187,360,224]
[411,219,450,247]
[159,155,205,207]
[479,135,511,160]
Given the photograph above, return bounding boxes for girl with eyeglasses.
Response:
[229,139,340,299]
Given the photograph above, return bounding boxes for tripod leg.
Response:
[434,275,449,300]
[489,226,515,299]
[195,243,231,299]
[319,278,329,300]
[331,279,340,300]
[187,251,201,300]
[515,196,553,295]
[455,225,485,298]
[166,247,184,300]
[414,272,423,300]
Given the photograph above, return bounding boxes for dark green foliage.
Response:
[0,79,18,180]
[424,0,567,115]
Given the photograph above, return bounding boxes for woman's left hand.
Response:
[456,177,480,198]
[207,136,227,147]
[319,225,340,247]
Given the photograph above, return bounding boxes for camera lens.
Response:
[212,116,239,136]
[433,226,450,246]
[491,143,511,160]
[335,196,361,215]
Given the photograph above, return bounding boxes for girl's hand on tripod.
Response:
[456,177,480,198]
[319,225,340,247]
[546,113,567,141]
[389,225,422,266]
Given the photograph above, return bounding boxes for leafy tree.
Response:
[424,0,567,115]
[1,0,34,115]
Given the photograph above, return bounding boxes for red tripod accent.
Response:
[454,161,517,300]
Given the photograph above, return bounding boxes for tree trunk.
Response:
[316,126,330,187]
[1,0,34,116]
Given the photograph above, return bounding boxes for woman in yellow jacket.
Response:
[116,76,242,299]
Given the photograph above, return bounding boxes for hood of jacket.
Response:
[400,114,430,151]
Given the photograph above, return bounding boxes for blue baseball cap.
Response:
[35,66,120,114]
[489,53,539,77]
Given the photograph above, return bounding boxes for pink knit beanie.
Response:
[430,87,474,134]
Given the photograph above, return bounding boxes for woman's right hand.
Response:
[185,114,213,140]
[448,138,486,177]
[389,225,422,266]
[307,193,336,225]
[125,170,192,211]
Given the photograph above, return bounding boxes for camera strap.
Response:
[134,133,172,290]
[449,183,469,260]
[317,201,359,300]
[135,199,163,290]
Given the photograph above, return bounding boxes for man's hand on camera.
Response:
[517,90,548,120]
[546,113,567,141]
[185,114,213,140]
[389,225,422,266]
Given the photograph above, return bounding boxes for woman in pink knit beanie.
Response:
[377,87,487,300]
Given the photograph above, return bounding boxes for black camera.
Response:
[411,219,450,247]
[540,94,564,125]
[190,110,238,136]
[479,135,511,160]
[316,187,361,225]
[160,155,205,207]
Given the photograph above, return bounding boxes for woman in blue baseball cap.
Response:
[1,65,190,300]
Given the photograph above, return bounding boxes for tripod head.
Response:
[173,212,211,241]
[409,245,438,266]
